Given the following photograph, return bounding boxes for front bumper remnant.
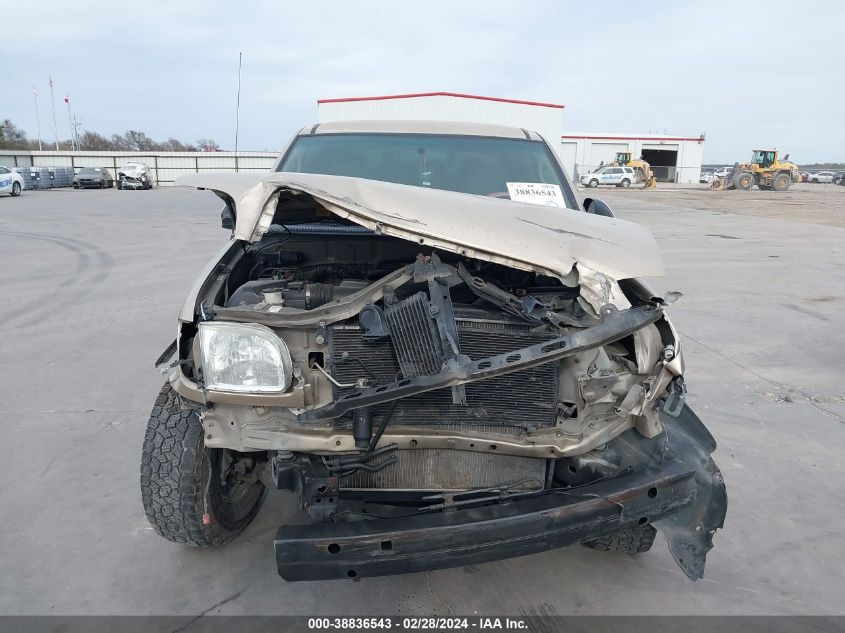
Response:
[275,404,727,581]
[275,460,697,581]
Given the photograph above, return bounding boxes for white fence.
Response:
[0,150,279,185]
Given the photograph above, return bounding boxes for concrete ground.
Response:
[0,184,843,616]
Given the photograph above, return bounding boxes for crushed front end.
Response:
[162,175,726,581]
[118,164,152,190]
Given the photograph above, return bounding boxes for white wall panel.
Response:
[559,142,577,179]
[199,156,237,168]
[156,156,196,168]
[587,143,628,172]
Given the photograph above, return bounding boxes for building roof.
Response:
[562,133,705,143]
[317,91,565,109]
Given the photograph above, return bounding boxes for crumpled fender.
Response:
[609,404,727,580]
[655,405,728,579]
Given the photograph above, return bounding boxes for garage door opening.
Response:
[641,149,678,182]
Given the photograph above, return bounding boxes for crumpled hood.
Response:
[176,172,664,281]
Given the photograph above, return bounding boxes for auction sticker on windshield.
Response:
[506,182,564,207]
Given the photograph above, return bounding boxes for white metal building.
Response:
[317,92,705,184]
[560,133,705,184]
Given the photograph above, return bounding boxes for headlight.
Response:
[198,322,293,393]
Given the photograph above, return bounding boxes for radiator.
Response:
[328,310,558,429]
[343,446,547,491]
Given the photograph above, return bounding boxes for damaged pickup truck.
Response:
[141,120,726,581]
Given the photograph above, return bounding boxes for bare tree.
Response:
[124,130,156,151]
[196,138,221,152]
[0,119,29,149]
[79,131,113,151]
[159,137,197,152]
[110,133,132,151]
[0,119,227,154]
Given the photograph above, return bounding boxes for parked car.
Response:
[833,171,845,185]
[0,165,24,197]
[713,167,733,179]
[117,162,153,190]
[810,171,835,184]
[141,120,727,583]
[73,167,113,189]
[579,165,636,188]
[699,170,715,184]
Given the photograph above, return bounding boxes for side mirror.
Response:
[583,197,615,218]
[220,204,235,230]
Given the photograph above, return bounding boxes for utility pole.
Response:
[33,86,43,150]
[235,51,242,159]
[65,94,76,151]
[48,75,59,150]
[73,114,81,149]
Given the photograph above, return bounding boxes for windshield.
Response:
[78,168,101,176]
[752,150,775,167]
[277,133,578,210]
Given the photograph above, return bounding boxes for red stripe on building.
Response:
[318,91,565,109]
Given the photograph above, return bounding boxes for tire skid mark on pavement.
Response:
[0,230,113,326]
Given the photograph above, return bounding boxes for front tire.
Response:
[140,382,265,546]
[735,172,754,190]
[11,182,21,197]
[772,173,791,192]
[589,178,599,188]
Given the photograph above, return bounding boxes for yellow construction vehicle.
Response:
[711,149,799,191]
[609,152,656,188]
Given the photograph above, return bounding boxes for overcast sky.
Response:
[2,0,843,162]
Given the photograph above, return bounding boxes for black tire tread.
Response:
[140,382,262,547]
[582,524,657,554]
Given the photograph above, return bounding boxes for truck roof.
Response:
[297,120,543,141]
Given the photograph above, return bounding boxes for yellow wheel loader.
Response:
[610,152,657,188]
[711,150,799,191]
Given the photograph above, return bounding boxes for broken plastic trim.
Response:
[298,303,663,422]
[153,339,176,371]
